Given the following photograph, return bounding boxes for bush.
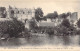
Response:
[28,18,38,31]
[61,19,70,28]
[76,30,80,35]
[55,25,77,36]
[0,18,25,38]
[77,19,80,28]
[33,26,54,35]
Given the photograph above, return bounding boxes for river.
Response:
[0,35,80,47]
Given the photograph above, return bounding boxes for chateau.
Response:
[7,6,35,22]
[0,6,78,27]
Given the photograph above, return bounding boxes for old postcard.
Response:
[0,0,80,51]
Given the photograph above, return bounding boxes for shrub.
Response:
[61,19,70,28]
[77,19,80,28]
[76,30,80,35]
[28,18,38,31]
[0,18,25,38]
[55,25,77,36]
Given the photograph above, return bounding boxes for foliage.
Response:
[59,13,67,19]
[55,24,77,35]
[76,30,80,35]
[29,18,38,31]
[66,12,71,16]
[0,7,7,18]
[61,19,70,28]
[35,8,44,22]
[77,19,80,28]
[0,18,25,38]
[31,26,54,36]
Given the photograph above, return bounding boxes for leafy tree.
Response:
[77,19,80,28]
[61,19,70,28]
[29,18,37,31]
[60,13,67,19]
[35,8,43,22]
[0,7,7,18]
[66,12,71,16]
[58,26,68,35]
[53,11,58,18]
[0,18,25,38]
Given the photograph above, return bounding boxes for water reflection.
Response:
[0,35,80,47]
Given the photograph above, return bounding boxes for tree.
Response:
[61,19,70,28]
[0,18,25,38]
[58,25,68,35]
[53,11,58,18]
[35,8,44,22]
[29,18,38,31]
[66,12,71,17]
[77,19,80,28]
[60,13,67,19]
[0,7,7,18]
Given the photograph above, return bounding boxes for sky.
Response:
[0,0,79,17]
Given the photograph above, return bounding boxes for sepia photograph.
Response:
[0,0,80,50]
